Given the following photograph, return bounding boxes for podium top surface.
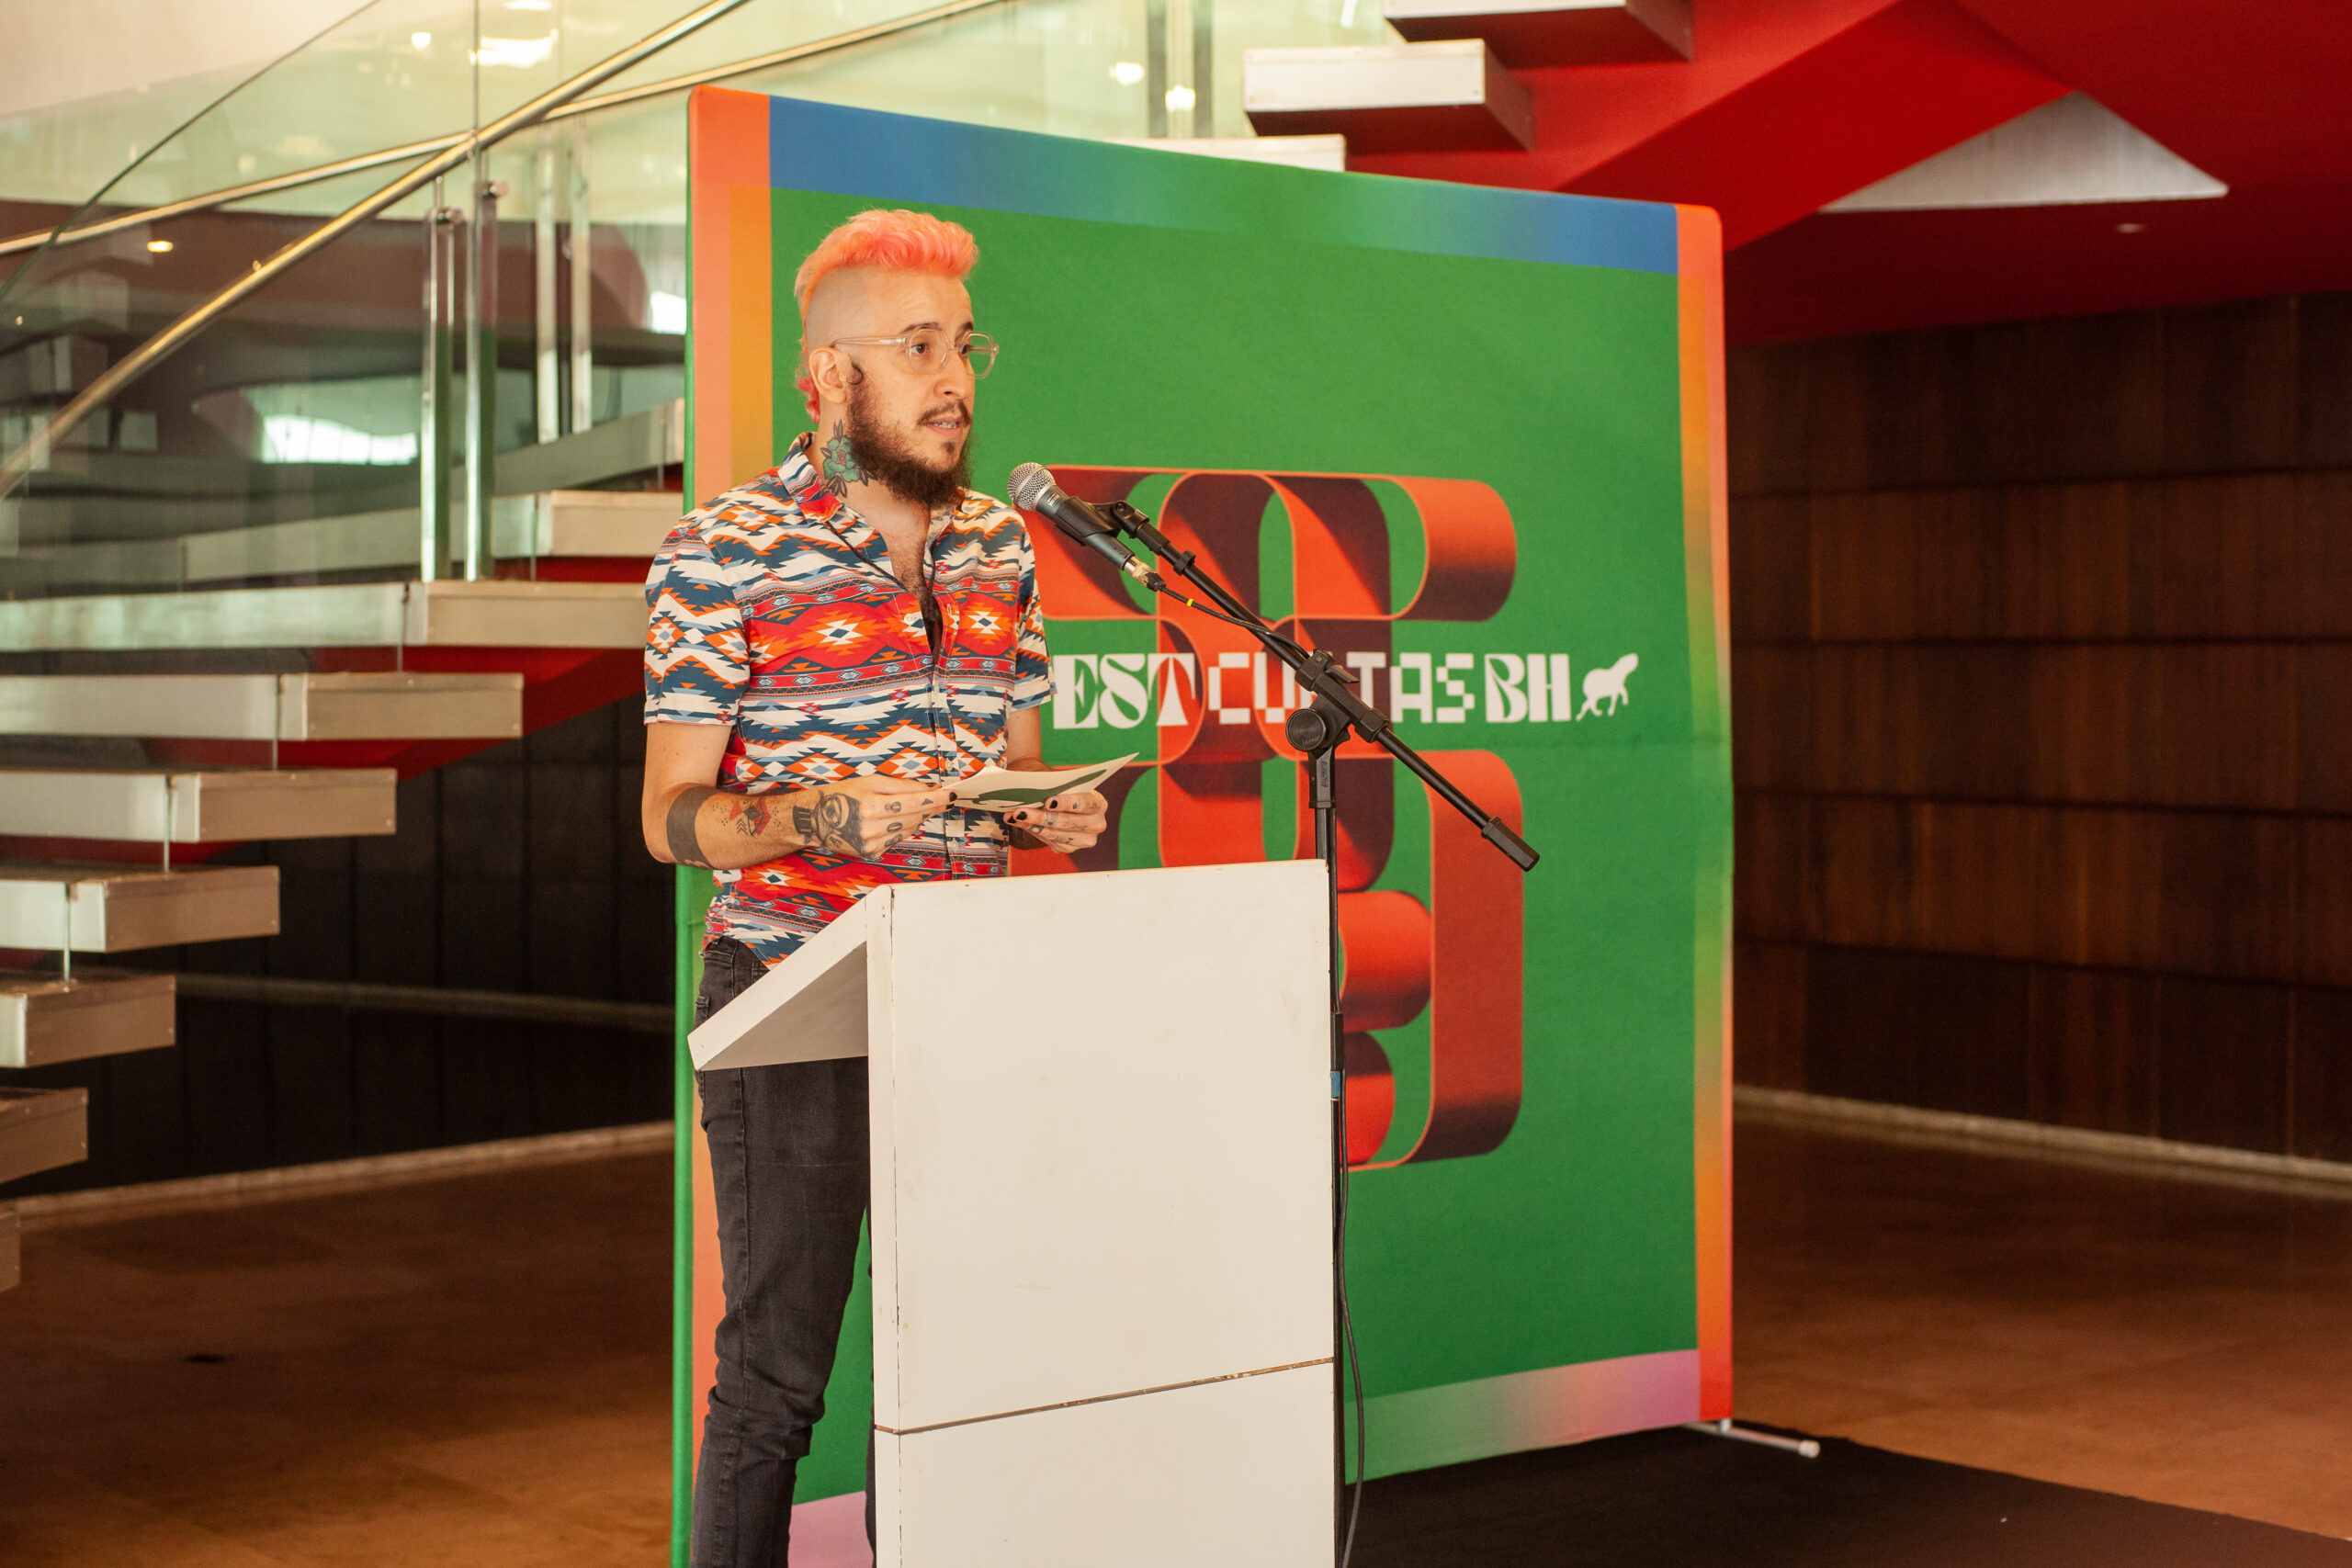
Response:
[688,860,1325,1072]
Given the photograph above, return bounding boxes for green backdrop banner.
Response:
[675,88,1732,1541]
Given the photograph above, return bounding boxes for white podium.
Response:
[690,860,1337,1568]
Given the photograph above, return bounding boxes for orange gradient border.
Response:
[1678,203,1734,1421]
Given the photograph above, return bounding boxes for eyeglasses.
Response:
[828,328,998,379]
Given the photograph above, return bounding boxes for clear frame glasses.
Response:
[829,328,998,378]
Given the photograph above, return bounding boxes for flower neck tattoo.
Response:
[820,426,865,499]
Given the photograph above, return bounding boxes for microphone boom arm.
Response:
[1098,500,1537,872]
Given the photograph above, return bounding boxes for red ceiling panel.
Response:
[1727,185,2352,344]
[1365,0,2346,337]
[1562,0,2066,246]
[1951,0,2352,186]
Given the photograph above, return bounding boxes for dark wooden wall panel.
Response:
[1727,491,1813,642]
[2296,819,2352,988]
[1731,290,2352,1156]
[2160,299,2301,476]
[2291,989,2352,1160]
[2292,474,2352,636]
[2028,965,2161,1136]
[1732,940,1808,1091]
[2301,297,2352,467]
[2159,977,2294,1153]
[1736,295,2342,497]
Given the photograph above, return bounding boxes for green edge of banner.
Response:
[671,864,712,1567]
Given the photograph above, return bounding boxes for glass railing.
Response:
[0,0,1387,604]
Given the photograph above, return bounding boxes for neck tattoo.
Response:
[820,425,865,499]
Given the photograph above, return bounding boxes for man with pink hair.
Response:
[640,208,1109,1563]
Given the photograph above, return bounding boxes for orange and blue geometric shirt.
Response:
[643,432,1054,967]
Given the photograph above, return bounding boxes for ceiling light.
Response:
[1165,85,1195,112]
[2116,221,2147,233]
[411,30,432,48]
[477,34,555,66]
[1111,61,1144,85]
[145,239,173,253]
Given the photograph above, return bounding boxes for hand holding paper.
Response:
[951,753,1136,814]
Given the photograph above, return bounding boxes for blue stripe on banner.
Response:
[764,96,1681,276]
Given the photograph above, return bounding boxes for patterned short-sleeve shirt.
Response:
[644,433,1053,966]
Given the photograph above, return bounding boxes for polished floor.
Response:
[3,1116,2350,1564]
[1735,1118,2352,1542]
[0,1156,673,1567]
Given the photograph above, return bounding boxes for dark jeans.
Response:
[691,936,874,1567]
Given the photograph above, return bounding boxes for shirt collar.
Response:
[775,431,976,550]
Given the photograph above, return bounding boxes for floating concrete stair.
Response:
[0,970,175,1068]
[0,863,277,952]
[0,1205,17,1292]
[502,490,683,558]
[0,769,395,842]
[494,398,684,495]
[0,671,522,741]
[0,579,644,652]
[0,1087,87,1187]
[0,488,682,594]
[1243,40,1534,154]
[1384,0,1690,67]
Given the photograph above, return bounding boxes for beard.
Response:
[845,379,973,510]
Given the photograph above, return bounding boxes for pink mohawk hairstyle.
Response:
[793,209,979,418]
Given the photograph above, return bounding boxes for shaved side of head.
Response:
[800,265,885,358]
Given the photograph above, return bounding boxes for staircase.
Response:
[1239,0,2078,249]
[0,659,567,1286]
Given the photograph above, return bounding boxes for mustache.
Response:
[919,404,970,427]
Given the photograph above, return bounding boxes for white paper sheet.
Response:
[950,753,1136,813]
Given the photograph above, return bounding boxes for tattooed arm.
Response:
[641,723,956,868]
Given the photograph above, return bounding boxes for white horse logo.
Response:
[1578,653,1638,717]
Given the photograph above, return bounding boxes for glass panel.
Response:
[0,0,1382,606]
[0,183,437,598]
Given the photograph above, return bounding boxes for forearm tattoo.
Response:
[664,785,720,868]
[734,795,771,838]
[791,790,865,857]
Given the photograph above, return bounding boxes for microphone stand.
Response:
[1096,499,1539,1562]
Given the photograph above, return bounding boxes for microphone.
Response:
[1008,464,1161,588]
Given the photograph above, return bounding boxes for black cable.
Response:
[1339,1143,1367,1565]
[1147,582,1320,668]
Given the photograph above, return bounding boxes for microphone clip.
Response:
[1096,500,1193,581]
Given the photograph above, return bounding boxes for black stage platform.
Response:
[1352,1427,2352,1566]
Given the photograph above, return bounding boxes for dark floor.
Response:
[5,1117,2352,1563]
[1734,1119,2352,1540]
[1356,1427,2352,1567]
